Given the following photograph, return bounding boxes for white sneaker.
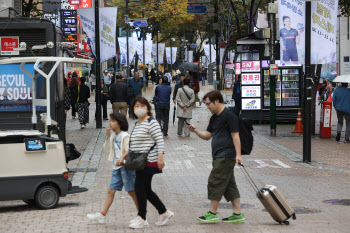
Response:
[155,210,174,226]
[87,212,106,223]
[129,216,149,229]
[129,217,138,224]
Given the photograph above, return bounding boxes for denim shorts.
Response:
[109,167,136,192]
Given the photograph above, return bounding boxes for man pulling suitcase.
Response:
[188,90,245,223]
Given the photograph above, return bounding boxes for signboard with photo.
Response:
[242,98,261,110]
[242,86,261,97]
[278,0,305,65]
[241,73,261,85]
[241,61,261,72]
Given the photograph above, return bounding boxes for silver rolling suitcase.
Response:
[240,163,296,225]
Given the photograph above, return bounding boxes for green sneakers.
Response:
[222,213,245,223]
[197,211,219,223]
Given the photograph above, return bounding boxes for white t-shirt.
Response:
[112,131,124,170]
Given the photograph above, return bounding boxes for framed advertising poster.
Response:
[242,98,261,110]
[241,61,260,72]
[242,86,261,97]
[241,73,261,85]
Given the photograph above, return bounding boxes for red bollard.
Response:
[320,101,332,138]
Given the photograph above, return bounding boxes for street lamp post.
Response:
[142,10,146,91]
[126,0,130,79]
[170,38,175,75]
[94,0,102,128]
[156,31,159,77]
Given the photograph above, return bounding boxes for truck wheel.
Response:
[35,185,59,209]
[23,199,36,205]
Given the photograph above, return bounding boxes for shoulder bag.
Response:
[124,121,156,171]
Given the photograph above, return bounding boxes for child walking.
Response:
[87,113,138,223]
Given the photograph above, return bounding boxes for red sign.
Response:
[235,63,241,75]
[79,0,91,8]
[241,61,260,72]
[0,37,19,55]
[241,73,261,85]
[69,0,80,5]
[84,42,91,52]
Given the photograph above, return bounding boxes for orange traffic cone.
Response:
[326,84,333,102]
[292,109,303,134]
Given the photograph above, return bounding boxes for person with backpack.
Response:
[68,77,79,119]
[232,75,242,116]
[154,76,172,136]
[187,90,244,224]
[176,78,195,137]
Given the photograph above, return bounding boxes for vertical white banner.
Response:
[166,47,171,64]
[311,0,338,64]
[78,8,96,57]
[202,55,208,67]
[171,47,177,64]
[204,44,215,63]
[278,0,305,65]
[99,7,118,63]
[220,48,225,65]
[188,51,193,63]
[152,43,157,63]
[136,41,143,63]
[128,37,138,65]
[158,43,165,64]
[118,37,127,64]
[145,40,153,64]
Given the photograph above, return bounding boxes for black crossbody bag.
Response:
[124,120,156,171]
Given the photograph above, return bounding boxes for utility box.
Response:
[320,101,332,139]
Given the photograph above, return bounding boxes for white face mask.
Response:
[134,108,147,118]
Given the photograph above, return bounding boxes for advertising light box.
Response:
[242,86,261,97]
[242,73,261,85]
[242,98,261,110]
[241,61,260,72]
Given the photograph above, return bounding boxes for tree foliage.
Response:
[339,0,350,17]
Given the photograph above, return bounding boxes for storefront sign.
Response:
[79,0,91,8]
[242,98,261,110]
[241,61,260,72]
[242,86,261,97]
[235,63,241,75]
[0,37,19,56]
[242,73,261,85]
[310,0,338,64]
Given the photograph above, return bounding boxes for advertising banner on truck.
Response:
[0,64,45,112]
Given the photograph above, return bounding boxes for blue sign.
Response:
[190,44,198,49]
[187,5,207,14]
[133,20,148,27]
[0,64,45,112]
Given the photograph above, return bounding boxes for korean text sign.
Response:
[241,73,261,85]
[310,0,338,64]
[242,86,261,97]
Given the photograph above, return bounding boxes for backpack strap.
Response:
[182,87,191,100]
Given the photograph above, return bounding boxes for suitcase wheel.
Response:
[284,221,290,225]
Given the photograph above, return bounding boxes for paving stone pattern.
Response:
[1,84,349,233]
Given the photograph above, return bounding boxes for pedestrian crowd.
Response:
[63,68,245,228]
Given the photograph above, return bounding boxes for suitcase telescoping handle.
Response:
[239,162,262,198]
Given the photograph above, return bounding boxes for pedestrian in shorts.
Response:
[187,90,244,223]
[87,113,138,223]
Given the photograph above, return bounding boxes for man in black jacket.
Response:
[173,73,185,103]
[110,75,129,116]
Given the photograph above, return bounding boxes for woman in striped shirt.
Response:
[122,96,174,229]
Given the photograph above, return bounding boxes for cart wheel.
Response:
[284,221,290,225]
[35,185,59,209]
[23,199,35,205]
[279,222,282,225]
[292,215,296,220]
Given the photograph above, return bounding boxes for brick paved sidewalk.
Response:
[0,83,349,233]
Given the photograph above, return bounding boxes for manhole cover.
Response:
[199,203,255,209]
[262,207,321,214]
[323,199,350,206]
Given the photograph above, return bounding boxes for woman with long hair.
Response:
[123,96,174,229]
[77,77,90,128]
[69,77,79,119]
